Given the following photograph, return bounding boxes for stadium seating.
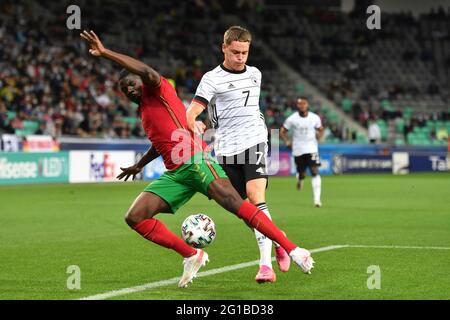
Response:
[240,3,450,146]
[0,0,449,147]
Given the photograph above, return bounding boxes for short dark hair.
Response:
[119,69,131,81]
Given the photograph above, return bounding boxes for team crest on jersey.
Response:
[250,75,258,85]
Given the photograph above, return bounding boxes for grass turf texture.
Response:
[0,173,449,300]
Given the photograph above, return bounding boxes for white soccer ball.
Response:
[181,214,216,248]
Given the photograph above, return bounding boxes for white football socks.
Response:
[254,202,273,268]
[311,175,322,204]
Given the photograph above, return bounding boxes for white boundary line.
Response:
[78,245,346,300]
[347,245,450,250]
[77,244,450,300]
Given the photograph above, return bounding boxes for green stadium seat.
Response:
[417,132,428,139]
[122,117,139,125]
[15,129,35,137]
[419,127,431,137]
[395,119,405,133]
[341,98,352,113]
[295,83,304,95]
[381,99,391,109]
[380,127,388,141]
[325,136,340,144]
[14,129,26,137]
[426,121,435,129]
[410,134,430,145]
[412,126,421,134]
[445,122,450,131]
[435,120,444,129]
[376,119,387,127]
[432,139,442,146]
[22,121,39,132]
[321,105,330,115]
[356,132,367,143]
[403,107,413,120]
[6,111,16,120]
[376,120,387,140]
[407,133,418,144]
[328,112,339,122]
[260,90,268,100]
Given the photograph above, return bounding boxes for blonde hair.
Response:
[223,26,252,45]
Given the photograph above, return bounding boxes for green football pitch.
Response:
[1,173,449,300]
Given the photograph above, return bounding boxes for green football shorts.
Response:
[143,152,228,213]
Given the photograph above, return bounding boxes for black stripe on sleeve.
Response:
[193,95,209,108]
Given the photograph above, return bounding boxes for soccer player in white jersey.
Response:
[280,97,324,207]
[186,26,291,283]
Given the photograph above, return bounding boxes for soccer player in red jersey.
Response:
[80,30,314,287]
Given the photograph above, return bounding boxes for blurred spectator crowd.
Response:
[1,0,449,146]
[242,1,450,145]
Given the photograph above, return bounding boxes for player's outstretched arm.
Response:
[280,126,292,149]
[316,126,324,141]
[186,101,207,135]
[116,146,159,181]
[80,30,160,87]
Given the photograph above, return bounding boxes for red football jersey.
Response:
[139,76,205,170]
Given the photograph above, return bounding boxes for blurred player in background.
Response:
[281,97,324,207]
[80,30,314,288]
[186,26,290,283]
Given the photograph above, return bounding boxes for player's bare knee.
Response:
[124,210,137,227]
[247,192,263,205]
[125,207,145,227]
[245,179,266,204]
[245,187,257,204]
